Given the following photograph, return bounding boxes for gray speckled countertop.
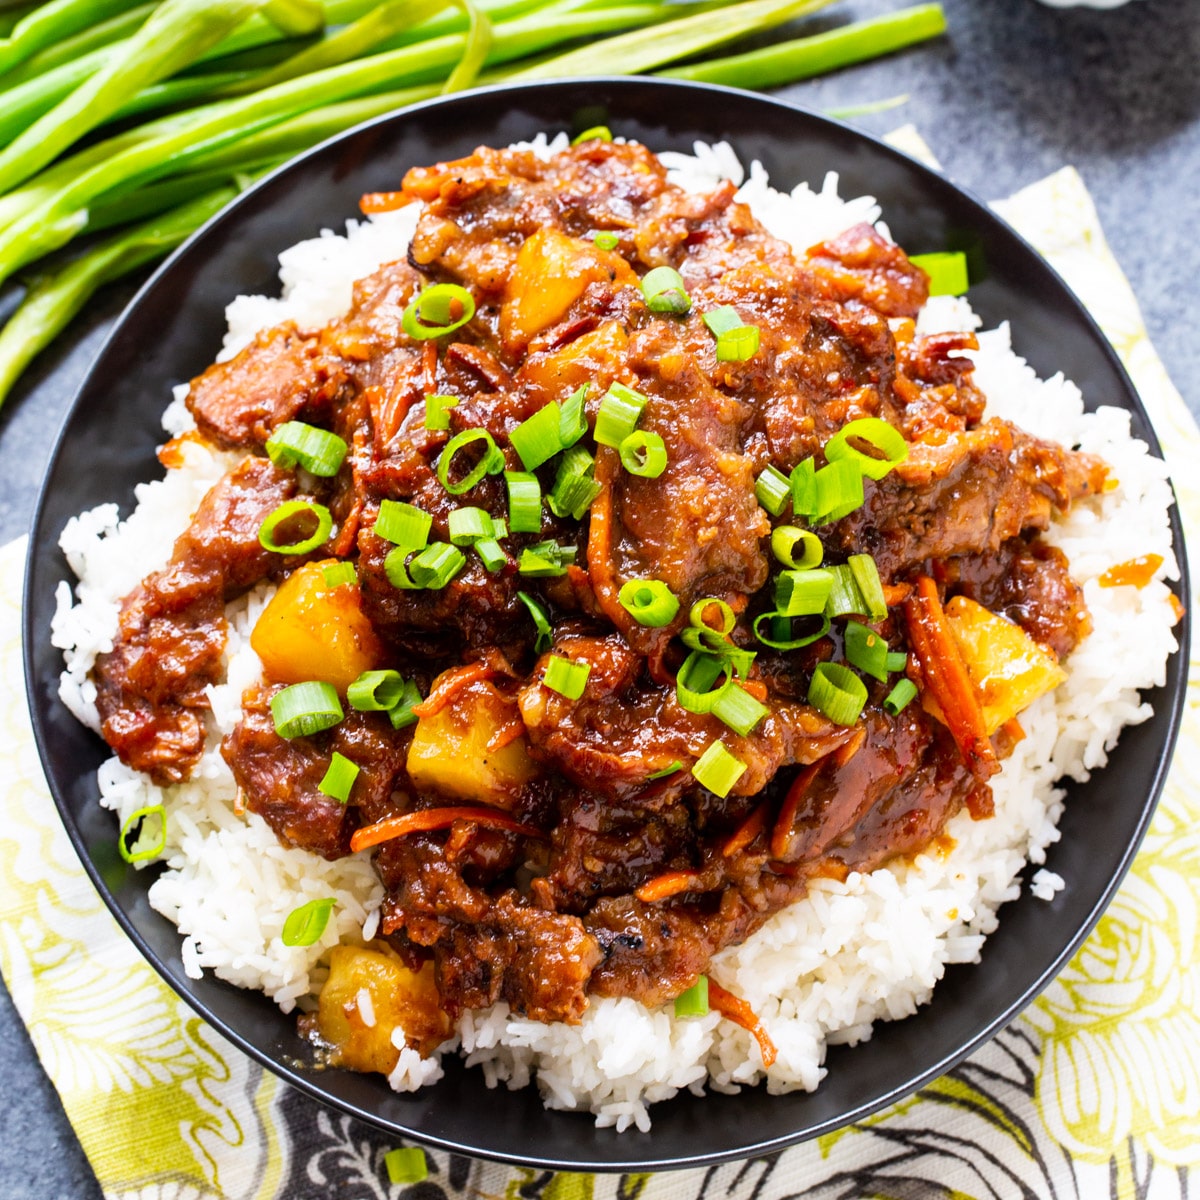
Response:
[1,1,1196,1193]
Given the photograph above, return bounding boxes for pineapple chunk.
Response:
[317,943,450,1070]
[943,595,1067,734]
[407,678,537,806]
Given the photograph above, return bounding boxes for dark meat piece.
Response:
[94,458,296,783]
[803,222,930,318]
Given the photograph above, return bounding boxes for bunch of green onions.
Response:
[0,0,946,408]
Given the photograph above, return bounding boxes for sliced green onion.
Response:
[884,677,918,716]
[775,568,834,617]
[594,382,648,448]
[674,975,709,1018]
[791,458,817,518]
[618,429,668,478]
[716,325,760,362]
[491,516,509,540]
[544,655,590,700]
[322,561,357,588]
[772,526,823,570]
[408,542,466,589]
[510,400,563,472]
[571,124,612,144]
[640,265,690,315]
[424,393,458,432]
[518,541,576,578]
[909,250,969,297]
[347,669,405,713]
[270,681,344,739]
[384,545,418,590]
[375,499,431,548]
[808,662,868,726]
[593,231,619,251]
[516,590,554,653]
[437,428,503,496]
[755,465,792,517]
[814,459,865,523]
[505,471,542,534]
[692,739,747,798]
[258,500,332,556]
[843,621,889,683]
[475,538,508,572]
[385,1147,429,1185]
[401,282,475,340]
[848,553,887,620]
[702,306,742,337]
[265,420,348,477]
[618,578,680,627]
[318,752,359,804]
[448,506,495,546]
[676,650,732,714]
[752,610,831,651]
[711,683,769,737]
[825,564,868,617]
[547,445,602,520]
[648,760,685,781]
[691,597,736,637]
[886,651,909,673]
[825,417,908,481]
[389,679,423,730]
[559,383,589,449]
[281,897,336,947]
[118,804,166,865]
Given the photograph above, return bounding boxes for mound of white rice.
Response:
[51,137,1180,1131]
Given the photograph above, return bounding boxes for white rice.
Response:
[51,139,1180,1131]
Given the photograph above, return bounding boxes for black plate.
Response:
[23,78,1189,1171]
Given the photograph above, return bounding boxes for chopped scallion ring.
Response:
[593,231,619,251]
[771,526,823,570]
[408,542,466,589]
[348,669,405,712]
[909,250,970,297]
[384,1147,429,1185]
[716,325,760,362]
[510,401,563,471]
[270,681,344,739]
[318,752,359,804]
[843,620,889,683]
[618,429,668,478]
[384,544,418,590]
[544,654,591,700]
[886,651,909,673]
[848,553,887,620]
[258,500,332,556]
[475,538,508,572]
[674,975,710,1018]
[752,610,831,651]
[884,677,918,715]
[790,458,817,518]
[375,499,431,548]
[518,541,576,577]
[702,306,742,337]
[118,804,166,865]
[824,563,868,617]
[548,445,602,520]
[559,383,589,449]
[647,760,685,781]
[571,124,612,144]
[436,428,504,495]
[322,561,357,588]
[618,577,680,627]
[448,506,495,546]
[423,393,458,432]
[594,382,648,448]
[265,421,348,477]
[389,679,423,729]
[401,282,475,340]
[775,568,834,617]
[516,590,554,653]
[813,459,865,523]
[692,740,747,798]
[755,465,791,516]
[505,471,542,534]
[690,597,736,637]
[676,650,733,714]
[711,683,769,737]
[640,265,690,314]
[808,662,868,726]
[824,417,908,481]
[281,897,336,947]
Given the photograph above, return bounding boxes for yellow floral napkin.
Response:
[1,162,1197,1200]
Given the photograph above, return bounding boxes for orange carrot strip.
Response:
[740,678,768,703]
[359,190,411,214]
[722,800,770,857]
[411,662,496,719]
[882,581,912,606]
[905,575,998,781]
[585,448,632,628]
[350,806,544,853]
[635,870,704,903]
[1099,553,1163,589]
[1002,717,1026,744]
[485,715,526,753]
[770,760,823,861]
[1170,593,1186,625]
[707,979,778,1069]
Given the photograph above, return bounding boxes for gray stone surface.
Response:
[0,1,1195,1192]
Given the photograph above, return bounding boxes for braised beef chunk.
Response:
[94,139,1104,1031]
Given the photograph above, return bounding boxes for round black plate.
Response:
[23,78,1189,1171]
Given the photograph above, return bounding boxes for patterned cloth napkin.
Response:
[1,158,1197,1200]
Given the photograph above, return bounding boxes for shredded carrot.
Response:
[1099,553,1163,589]
[635,870,705,903]
[350,806,544,853]
[359,190,411,214]
[1002,716,1026,744]
[882,581,912,606]
[233,786,246,818]
[1170,593,1186,625]
[770,760,823,861]
[156,429,206,469]
[485,715,526,753]
[411,662,496,719]
[904,575,999,782]
[420,339,438,396]
[586,448,632,632]
[331,496,363,558]
[707,979,777,1069]
[740,678,768,703]
[722,799,770,857]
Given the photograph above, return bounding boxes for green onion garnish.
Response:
[544,654,591,700]
[813,459,865,523]
[318,752,359,804]
[347,669,405,712]
[702,306,742,337]
[824,417,908,481]
[448,506,495,546]
[389,679,423,730]
[824,564,868,617]
[618,429,668,478]
[771,526,823,570]
[436,428,504,496]
[401,282,475,340]
[571,125,612,145]
[384,545,418,590]
[257,499,332,556]
[680,596,737,655]
[909,251,970,297]
[593,231,619,251]
[547,445,602,520]
[510,400,563,471]
[618,577,680,627]
[505,471,542,534]
[559,383,590,449]
[518,540,576,578]
[692,740,747,798]
[676,650,732,715]
[886,651,909,673]
[647,760,685,781]
[475,538,508,572]
[848,553,887,620]
[321,561,357,588]
[755,465,792,516]
[424,393,459,432]
[791,458,817,518]
[270,681,344,739]
[384,1147,429,1186]
[843,620,889,683]
[265,420,348,477]
[775,568,834,617]
[118,804,166,865]
[808,662,868,726]
[711,683,769,737]
[716,325,760,362]
[640,265,690,315]
[884,677,918,715]
[674,975,709,1018]
[751,611,831,651]
[516,590,554,653]
[408,542,465,589]
[375,499,431,549]
[281,897,336,947]
[594,382,648,448]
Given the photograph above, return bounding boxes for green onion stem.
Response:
[0,0,148,79]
